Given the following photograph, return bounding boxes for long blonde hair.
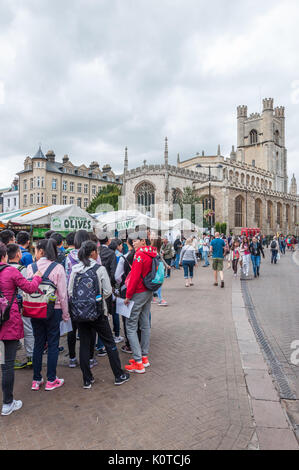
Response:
[185,238,192,246]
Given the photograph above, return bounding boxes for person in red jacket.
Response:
[124,232,157,374]
[0,242,42,416]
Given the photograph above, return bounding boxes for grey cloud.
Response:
[0,0,299,187]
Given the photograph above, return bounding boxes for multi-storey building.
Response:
[122,98,299,235]
[18,147,122,210]
[3,178,19,212]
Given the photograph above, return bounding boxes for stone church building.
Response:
[122,98,298,235]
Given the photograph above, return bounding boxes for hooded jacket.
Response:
[65,249,80,284]
[0,264,42,341]
[99,244,117,286]
[68,259,112,315]
[126,246,157,300]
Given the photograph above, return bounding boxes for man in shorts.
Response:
[210,232,226,288]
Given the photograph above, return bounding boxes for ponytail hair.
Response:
[78,240,98,267]
[0,242,7,261]
[36,239,58,262]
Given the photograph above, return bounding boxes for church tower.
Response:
[236,98,288,193]
[290,174,297,195]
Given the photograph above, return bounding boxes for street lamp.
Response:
[196,164,223,232]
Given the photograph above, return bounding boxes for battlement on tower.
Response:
[237,105,248,118]
[249,113,261,119]
[274,106,285,118]
[263,98,274,111]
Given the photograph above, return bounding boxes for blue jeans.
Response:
[31,309,62,382]
[251,255,261,276]
[203,250,210,266]
[182,260,195,279]
[271,250,278,264]
[175,253,180,269]
[156,287,162,301]
[198,248,203,260]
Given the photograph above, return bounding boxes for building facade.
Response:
[18,147,122,210]
[122,98,299,235]
[3,178,19,212]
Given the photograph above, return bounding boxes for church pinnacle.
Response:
[124,146,128,173]
[164,137,168,166]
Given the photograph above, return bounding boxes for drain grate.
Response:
[241,280,296,400]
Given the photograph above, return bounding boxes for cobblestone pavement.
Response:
[0,265,255,450]
[246,248,299,398]
[245,248,299,437]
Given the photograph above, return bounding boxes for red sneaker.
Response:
[142,356,150,368]
[129,356,150,368]
[125,360,145,374]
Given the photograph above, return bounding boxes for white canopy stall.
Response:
[4,205,95,237]
[94,210,168,238]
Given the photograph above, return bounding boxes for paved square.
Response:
[0,267,255,450]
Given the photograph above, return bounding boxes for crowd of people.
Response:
[0,226,297,416]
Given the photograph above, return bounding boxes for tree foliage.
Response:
[87,184,121,214]
[176,187,201,224]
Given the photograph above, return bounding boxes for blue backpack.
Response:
[142,255,165,292]
[70,265,104,322]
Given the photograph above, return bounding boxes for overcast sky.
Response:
[1,0,299,189]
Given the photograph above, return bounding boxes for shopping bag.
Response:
[60,319,73,337]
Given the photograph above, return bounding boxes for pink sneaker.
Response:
[31,378,44,391]
[45,377,65,391]
[158,299,168,307]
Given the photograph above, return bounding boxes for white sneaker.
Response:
[1,400,23,416]
[114,336,124,344]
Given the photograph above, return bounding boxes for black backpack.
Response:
[0,265,17,329]
[270,240,277,249]
[70,265,104,322]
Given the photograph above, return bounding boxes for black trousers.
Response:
[67,319,95,360]
[122,316,131,349]
[1,340,18,405]
[78,315,123,383]
[232,259,239,274]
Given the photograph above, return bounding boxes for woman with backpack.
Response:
[26,239,70,392]
[179,238,198,287]
[270,237,279,264]
[0,242,43,415]
[68,241,129,388]
[65,230,97,369]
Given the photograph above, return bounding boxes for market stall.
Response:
[94,210,168,237]
[163,218,199,243]
[0,205,95,238]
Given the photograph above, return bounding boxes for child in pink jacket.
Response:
[26,239,70,393]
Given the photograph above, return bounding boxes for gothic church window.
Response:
[172,188,183,204]
[267,201,273,228]
[255,199,262,228]
[277,203,282,226]
[274,130,280,145]
[250,130,258,145]
[136,182,155,214]
[235,196,244,228]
